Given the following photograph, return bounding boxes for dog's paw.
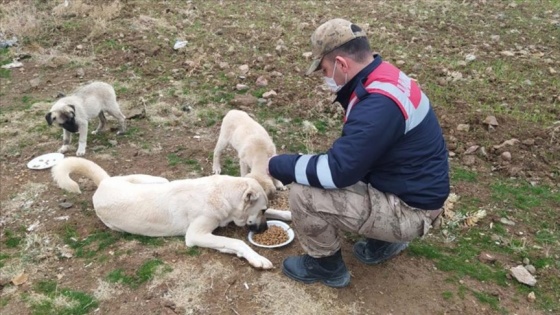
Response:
[76,149,86,156]
[116,130,125,136]
[276,185,288,191]
[245,252,273,269]
[58,146,69,154]
[212,167,222,175]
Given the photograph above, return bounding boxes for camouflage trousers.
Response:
[289,182,439,258]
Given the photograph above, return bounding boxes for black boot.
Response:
[353,238,408,265]
[282,249,350,288]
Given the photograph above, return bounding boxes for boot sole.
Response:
[282,268,351,288]
[353,242,408,265]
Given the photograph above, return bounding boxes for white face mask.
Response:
[323,60,347,93]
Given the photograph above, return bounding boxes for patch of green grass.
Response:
[0,253,10,268]
[472,290,507,314]
[4,230,22,248]
[409,237,508,286]
[124,125,140,137]
[122,233,165,246]
[216,157,240,176]
[62,225,120,258]
[95,39,124,53]
[166,153,200,169]
[106,258,169,288]
[0,48,11,78]
[184,246,201,256]
[451,167,478,182]
[491,181,560,211]
[251,88,269,99]
[195,108,222,127]
[313,119,328,134]
[31,280,98,315]
[442,291,453,300]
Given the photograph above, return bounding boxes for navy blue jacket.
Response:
[269,55,449,210]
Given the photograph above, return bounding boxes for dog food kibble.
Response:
[253,225,289,246]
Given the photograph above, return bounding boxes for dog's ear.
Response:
[243,186,260,204]
[45,112,53,125]
[67,105,76,118]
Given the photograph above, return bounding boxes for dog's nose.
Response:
[248,221,268,233]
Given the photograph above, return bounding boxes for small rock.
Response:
[510,265,537,286]
[478,252,497,264]
[255,76,268,87]
[257,98,267,105]
[239,64,249,74]
[11,272,28,286]
[29,77,41,88]
[501,151,512,161]
[59,202,74,209]
[483,115,499,126]
[525,265,536,274]
[76,68,85,78]
[108,140,118,146]
[76,44,83,50]
[231,94,257,107]
[262,90,277,99]
[500,50,515,57]
[521,139,535,146]
[464,145,479,155]
[500,218,516,226]
[218,62,229,69]
[493,138,520,150]
[478,147,488,157]
[462,155,476,166]
[270,71,283,77]
[457,124,470,131]
[549,67,557,75]
[275,45,286,55]
[522,258,530,265]
[527,292,536,303]
[465,54,476,62]
[302,52,312,58]
[235,84,249,91]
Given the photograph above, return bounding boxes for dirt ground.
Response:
[1,1,559,315]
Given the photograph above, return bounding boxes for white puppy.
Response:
[51,157,291,269]
[45,81,126,156]
[213,110,285,197]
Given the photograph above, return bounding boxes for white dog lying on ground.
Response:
[212,109,285,197]
[51,157,291,269]
[45,81,126,156]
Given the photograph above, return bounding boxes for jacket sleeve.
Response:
[269,94,405,189]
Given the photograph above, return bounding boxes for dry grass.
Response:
[0,2,42,38]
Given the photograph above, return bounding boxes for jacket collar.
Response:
[334,54,382,109]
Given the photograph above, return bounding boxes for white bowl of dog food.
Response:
[27,153,64,170]
[248,220,294,249]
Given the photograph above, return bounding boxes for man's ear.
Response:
[336,56,349,72]
[45,112,53,125]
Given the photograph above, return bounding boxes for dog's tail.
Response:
[51,157,110,194]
